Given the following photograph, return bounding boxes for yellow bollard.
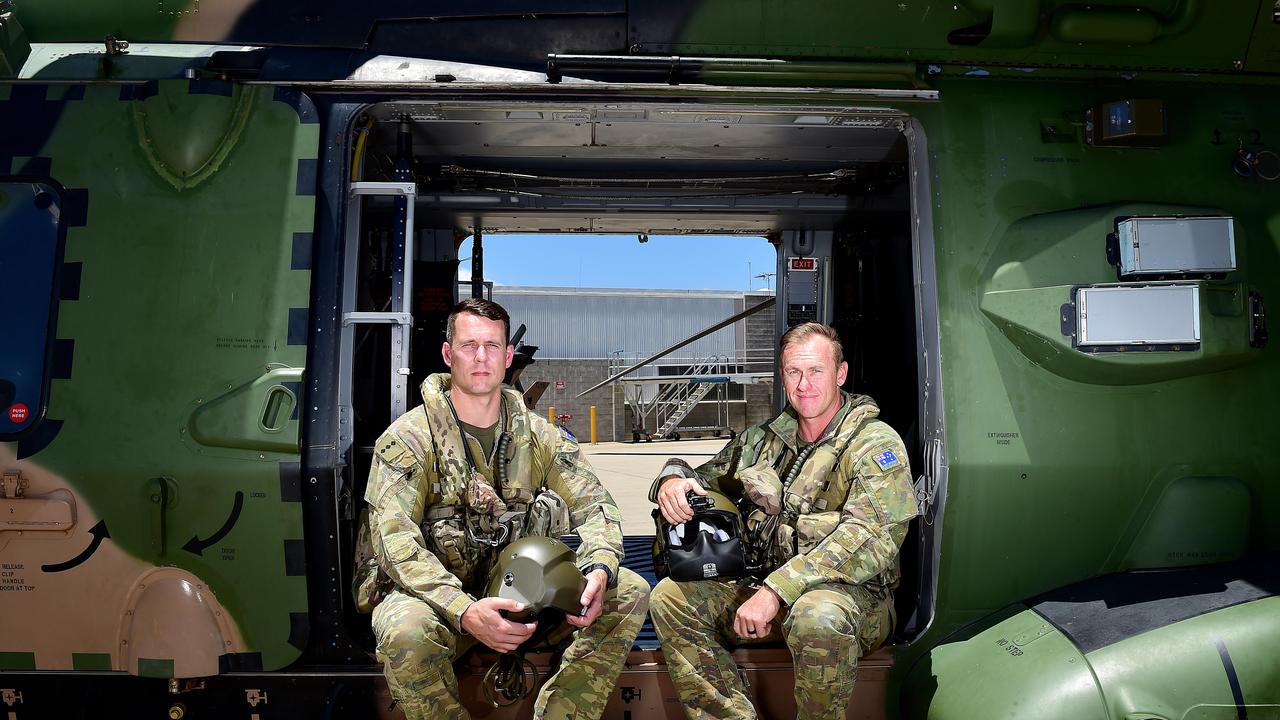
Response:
[549,406,556,425]
[589,405,597,444]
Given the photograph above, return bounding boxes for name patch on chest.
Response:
[873,449,901,471]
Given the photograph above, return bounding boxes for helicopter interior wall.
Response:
[341,98,930,645]
[829,213,924,640]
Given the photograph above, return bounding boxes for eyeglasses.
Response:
[781,367,828,383]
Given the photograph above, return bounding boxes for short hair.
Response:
[446,298,511,344]
[779,322,844,366]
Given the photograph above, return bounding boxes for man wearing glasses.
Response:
[649,322,918,720]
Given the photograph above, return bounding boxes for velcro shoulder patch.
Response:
[375,435,415,469]
[873,448,902,471]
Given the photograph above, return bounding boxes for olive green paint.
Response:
[876,76,1280,713]
[13,1,1280,75]
[1087,597,1280,719]
[130,82,258,191]
[2,7,1278,714]
[902,608,1107,719]
[665,1,1268,72]
[0,81,316,671]
[71,653,113,671]
[188,366,303,453]
[977,203,1258,385]
[136,658,175,678]
[17,1,180,48]
[905,597,1280,718]
[1120,476,1251,569]
[0,652,37,670]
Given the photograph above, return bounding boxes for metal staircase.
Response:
[652,356,725,438]
[588,300,776,442]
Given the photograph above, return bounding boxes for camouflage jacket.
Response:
[650,393,917,606]
[365,373,624,633]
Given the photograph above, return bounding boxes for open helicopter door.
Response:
[0,80,319,677]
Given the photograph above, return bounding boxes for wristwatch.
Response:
[581,563,617,590]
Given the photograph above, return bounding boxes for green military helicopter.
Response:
[2,0,1276,717]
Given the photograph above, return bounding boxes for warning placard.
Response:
[7,404,29,423]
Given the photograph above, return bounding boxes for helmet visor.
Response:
[667,514,736,549]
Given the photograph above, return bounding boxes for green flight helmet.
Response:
[653,489,747,582]
[487,536,587,622]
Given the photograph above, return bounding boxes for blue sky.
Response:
[458,234,778,292]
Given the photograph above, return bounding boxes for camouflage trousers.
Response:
[373,568,650,720]
[649,578,892,720]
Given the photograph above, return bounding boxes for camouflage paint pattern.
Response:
[4,6,1280,714]
[650,577,891,720]
[649,393,914,716]
[366,372,642,717]
[0,80,314,673]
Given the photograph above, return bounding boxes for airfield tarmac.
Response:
[580,437,731,535]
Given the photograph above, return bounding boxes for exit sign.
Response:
[788,257,817,271]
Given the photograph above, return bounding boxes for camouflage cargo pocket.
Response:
[425,517,480,584]
[793,646,855,703]
[796,511,841,555]
[352,507,393,614]
[523,489,570,538]
[771,523,797,570]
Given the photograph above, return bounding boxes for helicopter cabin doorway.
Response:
[336,96,943,719]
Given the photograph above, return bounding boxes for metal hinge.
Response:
[2,470,26,499]
[105,35,130,56]
[1250,290,1269,348]
[914,439,942,525]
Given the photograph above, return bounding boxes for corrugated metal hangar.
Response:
[490,286,776,442]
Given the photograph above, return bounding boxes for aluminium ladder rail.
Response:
[338,182,417,459]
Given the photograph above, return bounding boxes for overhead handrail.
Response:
[576,298,775,398]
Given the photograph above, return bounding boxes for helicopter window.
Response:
[0,181,64,439]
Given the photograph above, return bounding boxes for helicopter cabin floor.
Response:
[452,645,895,719]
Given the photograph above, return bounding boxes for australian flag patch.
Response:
[873,449,901,471]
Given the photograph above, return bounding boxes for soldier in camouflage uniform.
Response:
[362,298,649,720]
[649,322,917,720]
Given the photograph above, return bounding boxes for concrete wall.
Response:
[743,292,778,428]
[517,359,619,441]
